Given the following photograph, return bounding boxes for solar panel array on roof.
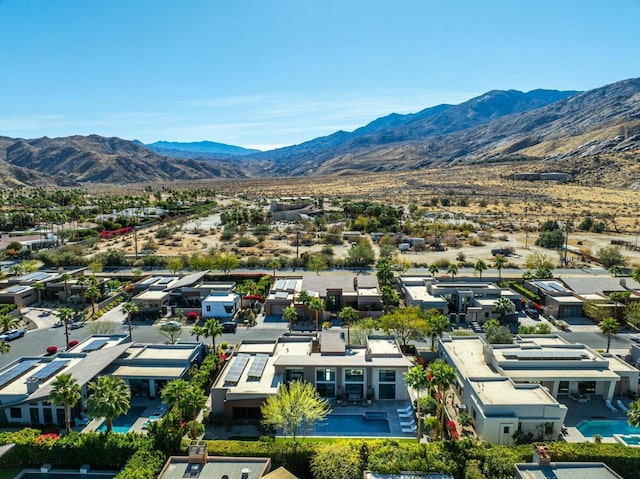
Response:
[82,338,110,352]
[285,280,297,291]
[31,360,70,381]
[225,353,250,384]
[275,291,289,300]
[274,280,286,290]
[157,277,174,285]
[247,354,269,380]
[0,360,39,388]
[6,285,29,294]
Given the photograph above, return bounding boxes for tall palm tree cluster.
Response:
[404,359,457,441]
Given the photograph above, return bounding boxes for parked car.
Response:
[221,322,237,333]
[524,308,539,320]
[0,328,26,341]
[69,321,85,330]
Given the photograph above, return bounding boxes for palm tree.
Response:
[426,313,450,351]
[494,256,505,282]
[428,264,439,277]
[628,400,640,428]
[84,285,100,315]
[50,373,81,433]
[0,340,10,354]
[404,365,428,440]
[57,307,74,348]
[339,306,359,346]
[121,301,138,341]
[493,297,515,323]
[76,275,87,304]
[474,260,487,280]
[161,379,191,422]
[85,376,131,433]
[632,266,640,285]
[190,325,206,342]
[0,314,20,333]
[446,263,459,281]
[34,282,45,304]
[309,297,325,340]
[282,306,298,333]
[203,318,223,352]
[599,317,619,353]
[59,272,71,300]
[296,291,312,320]
[429,359,457,440]
[610,265,623,277]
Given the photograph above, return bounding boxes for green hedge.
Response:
[0,304,17,315]
[508,282,541,304]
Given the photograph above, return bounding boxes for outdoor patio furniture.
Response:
[617,399,629,412]
[400,419,416,427]
[577,396,590,404]
[402,424,417,434]
[605,399,617,412]
[398,411,414,418]
[74,416,89,426]
[397,405,413,414]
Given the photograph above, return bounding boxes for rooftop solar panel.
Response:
[31,360,70,381]
[505,351,587,360]
[0,360,39,388]
[82,338,109,352]
[225,353,250,384]
[6,285,29,294]
[274,280,286,290]
[275,291,289,300]
[157,277,174,285]
[247,354,269,379]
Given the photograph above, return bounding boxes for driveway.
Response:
[21,307,60,330]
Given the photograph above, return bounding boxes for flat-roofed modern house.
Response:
[263,275,382,317]
[0,271,63,307]
[440,334,640,444]
[0,335,204,427]
[440,335,567,445]
[399,276,519,324]
[158,455,274,479]
[211,333,412,422]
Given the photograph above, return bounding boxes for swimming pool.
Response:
[614,434,640,447]
[577,419,640,438]
[312,412,390,436]
[96,406,146,433]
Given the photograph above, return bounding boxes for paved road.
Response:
[0,306,288,368]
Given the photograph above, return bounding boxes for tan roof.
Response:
[109,365,187,378]
[262,466,299,479]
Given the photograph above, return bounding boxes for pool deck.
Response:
[75,397,166,434]
[204,400,420,440]
[557,395,634,443]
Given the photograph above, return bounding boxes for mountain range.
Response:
[0,77,638,186]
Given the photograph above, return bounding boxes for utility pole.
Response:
[563,219,571,267]
[524,207,529,250]
[296,230,300,259]
[134,225,138,259]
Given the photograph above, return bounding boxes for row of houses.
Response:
[0,335,205,426]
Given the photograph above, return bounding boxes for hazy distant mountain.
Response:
[0,135,245,186]
[145,140,260,159]
[250,89,579,175]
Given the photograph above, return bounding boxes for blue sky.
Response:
[0,0,638,150]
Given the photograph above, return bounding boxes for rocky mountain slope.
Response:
[250,89,579,175]
[144,140,259,159]
[252,78,640,178]
[0,135,245,186]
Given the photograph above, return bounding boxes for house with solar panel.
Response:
[263,275,382,318]
[439,334,639,444]
[211,332,412,423]
[0,271,61,307]
[0,335,204,427]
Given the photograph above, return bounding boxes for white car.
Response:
[0,328,26,341]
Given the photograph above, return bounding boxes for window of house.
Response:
[378,383,395,400]
[379,369,395,383]
[206,305,211,312]
[503,426,510,434]
[285,368,304,382]
[9,408,21,419]
[232,407,261,420]
[224,305,235,314]
[345,369,364,382]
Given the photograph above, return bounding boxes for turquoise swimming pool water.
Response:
[616,434,640,446]
[96,406,146,433]
[312,413,390,436]
[577,419,640,438]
